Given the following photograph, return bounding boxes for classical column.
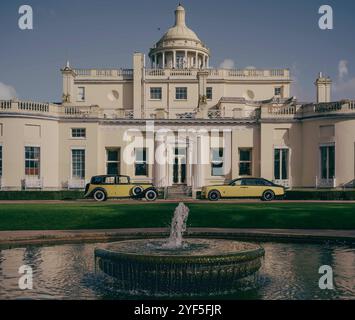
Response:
[162,52,165,69]
[223,130,232,178]
[185,50,188,68]
[207,57,210,68]
[154,134,166,187]
[186,137,192,187]
[195,135,204,188]
[195,52,198,68]
[154,54,157,69]
[173,50,176,68]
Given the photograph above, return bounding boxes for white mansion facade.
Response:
[1,4,355,193]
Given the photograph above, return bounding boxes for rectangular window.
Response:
[320,145,335,180]
[211,148,224,176]
[274,148,289,180]
[0,146,2,177]
[106,148,120,175]
[135,148,148,176]
[150,87,162,100]
[274,87,282,96]
[239,149,252,176]
[175,87,187,100]
[72,149,85,179]
[206,87,213,100]
[77,87,85,102]
[25,146,40,177]
[71,128,86,138]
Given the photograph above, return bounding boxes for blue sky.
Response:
[0,0,355,102]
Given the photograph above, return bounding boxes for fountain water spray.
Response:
[163,202,189,249]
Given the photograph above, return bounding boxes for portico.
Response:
[153,132,205,189]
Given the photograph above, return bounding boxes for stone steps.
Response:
[165,186,192,199]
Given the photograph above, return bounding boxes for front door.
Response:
[173,148,186,185]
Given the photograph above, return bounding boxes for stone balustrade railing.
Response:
[60,105,101,118]
[262,100,355,119]
[2,99,355,120]
[18,101,49,113]
[0,100,53,114]
[301,100,355,118]
[73,69,134,79]
[71,67,289,81]
[145,68,290,80]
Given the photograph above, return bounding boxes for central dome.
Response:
[159,5,201,43]
[149,4,210,69]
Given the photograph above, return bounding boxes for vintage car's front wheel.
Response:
[131,186,144,197]
[145,189,158,201]
[208,190,221,201]
[261,190,275,202]
[93,189,107,202]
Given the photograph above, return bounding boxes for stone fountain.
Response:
[94,203,265,296]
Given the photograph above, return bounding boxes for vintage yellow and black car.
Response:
[84,175,158,202]
[201,178,286,201]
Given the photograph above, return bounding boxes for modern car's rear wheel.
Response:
[93,189,107,202]
[262,190,275,201]
[208,190,221,201]
[132,186,144,196]
[145,189,158,201]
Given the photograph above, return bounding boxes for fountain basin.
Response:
[95,239,265,296]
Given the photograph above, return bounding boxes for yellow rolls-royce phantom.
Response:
[201,178,286,201]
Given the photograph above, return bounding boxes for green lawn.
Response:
[0,203,355,231]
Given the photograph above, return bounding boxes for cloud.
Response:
[338,60,348,81]
[333,60,355,99]
[0,82,17,100]
[219,59,235,69]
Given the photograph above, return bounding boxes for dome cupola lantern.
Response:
[149,4,210,69]
[175,4,186,26]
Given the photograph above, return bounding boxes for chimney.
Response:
[315,73,332,103]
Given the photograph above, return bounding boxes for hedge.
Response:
[285,190,355,201]
[196,190,355,201]
[0,191,84,201]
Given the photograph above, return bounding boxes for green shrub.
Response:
[0,191,84,201]
[285,190,355,201]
